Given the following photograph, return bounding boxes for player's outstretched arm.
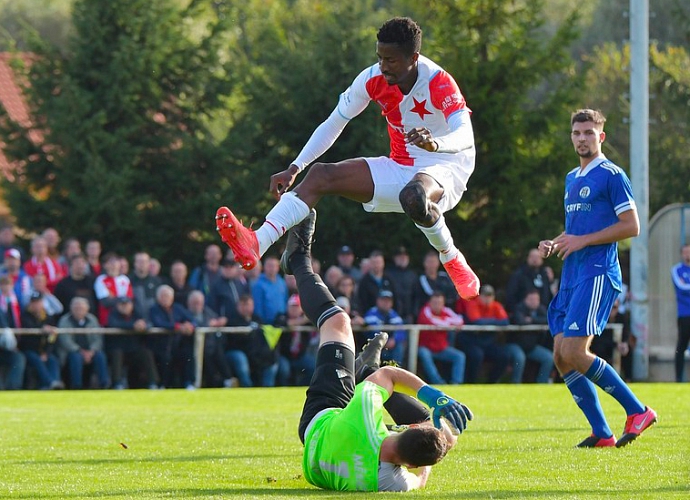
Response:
[365,366,473,435]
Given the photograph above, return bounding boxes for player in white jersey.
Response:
[215,17,479,300]
[538,109,656,448]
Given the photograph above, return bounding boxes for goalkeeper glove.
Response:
[417,385,473,434]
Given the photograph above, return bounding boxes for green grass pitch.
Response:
[1,384,688,499]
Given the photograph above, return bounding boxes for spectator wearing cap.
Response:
[165,260,195,307]
[105,295,158,390]
[30,272,64,322]
[209,258,251,322]
[53,253,98,315]
[0,248,32,307]
[357,250,397,316]
[336,245,362,283]
[363,289,406,366]
[251,255,288,324]
[456,284,512,383]
[57,297,110,389]
[18,291,64,390]
[23,236,64,293]
[275,294,316,386]
[417,290,466,384]
[386,246,418,324]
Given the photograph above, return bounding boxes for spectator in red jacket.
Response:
[23,236,64,293]
[416,291,466,384]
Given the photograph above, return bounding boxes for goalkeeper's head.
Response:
[396,426,448,467]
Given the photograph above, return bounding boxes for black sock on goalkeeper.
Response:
[384,393,430,425]
[291,255,341,329]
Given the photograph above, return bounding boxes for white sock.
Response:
[255,192,310,256]
[415,214,460,264]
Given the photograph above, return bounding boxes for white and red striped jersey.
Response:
[94,273,133,325]
[23,256,64,292]
[292,55,475,175]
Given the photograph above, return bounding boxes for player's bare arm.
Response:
[414,466,432,488]
[405,127,438,152]
[269,164,301,200]
[366,364,425,397]
[552,209,640,260]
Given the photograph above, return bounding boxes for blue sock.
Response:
[564,370,613,438]
[585,356,645,416]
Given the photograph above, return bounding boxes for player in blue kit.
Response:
[538,109,656,448]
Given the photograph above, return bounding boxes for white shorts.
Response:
[362,156,470,213]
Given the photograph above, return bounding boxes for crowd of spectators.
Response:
[0,223,631,390]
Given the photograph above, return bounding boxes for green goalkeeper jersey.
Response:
[302,381,390,491]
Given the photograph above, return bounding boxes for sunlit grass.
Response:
[0,383,687,499]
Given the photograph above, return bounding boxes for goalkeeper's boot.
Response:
[615,406,657,448]
[354,331,388,384]
[215,207,260,270]
[280,209,317,275]
[576,434,616,448]
[443,252,480,300]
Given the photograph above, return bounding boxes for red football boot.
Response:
[443,253,480,300]
[215,207,260,270]
[615,406,657,448]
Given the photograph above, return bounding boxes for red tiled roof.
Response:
[0,53,32,177]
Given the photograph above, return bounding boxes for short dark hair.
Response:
[571,108,606,127]
[377,17,422,56]
[396,426,448,467]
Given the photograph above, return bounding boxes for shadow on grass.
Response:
[6,485,689,498]
[14,453,294,466]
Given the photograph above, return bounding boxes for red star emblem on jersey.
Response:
[410,98,432,120]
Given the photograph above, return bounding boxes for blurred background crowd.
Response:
[0,223,632,391]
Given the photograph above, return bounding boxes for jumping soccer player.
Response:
[539,109,657,448]
[284,209,472,491]
[215,16,479,300]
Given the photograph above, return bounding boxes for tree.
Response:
[212,0,401,264]
[400,0,585,284]
[582,42,690,216]
[0,0,236,264]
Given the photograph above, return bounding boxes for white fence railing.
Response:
[9,323,624,388]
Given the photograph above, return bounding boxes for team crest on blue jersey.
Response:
[579,186,591,199]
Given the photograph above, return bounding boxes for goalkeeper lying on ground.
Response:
[278,209,473,492]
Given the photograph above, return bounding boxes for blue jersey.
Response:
[559,155,635,291]
[671,262,690,318]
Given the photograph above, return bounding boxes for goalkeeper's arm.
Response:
[365,366,471,436]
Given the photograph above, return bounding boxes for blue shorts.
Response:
[547,275,619,337]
